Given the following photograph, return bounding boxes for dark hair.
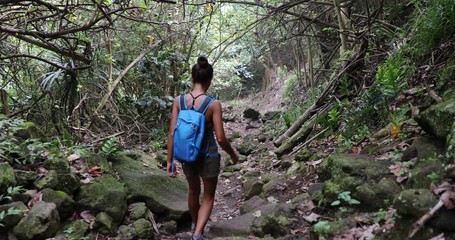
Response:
[191,56,213,84]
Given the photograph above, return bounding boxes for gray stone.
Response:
[410,136,445,161]
[132,218,153,238]
[210,203,295,238]
[45,158,70,173]
[291,193,310,204]
[41,188,75,220]
[0,162,16,194]
[240,196,268,214]
[13,201,60,240]
[308,183,324,196]
[111,153,189,220]
[118,225,135,240]
[243,178,264,200]
[77,175,127,223]
[93,212,116,235]
[161,220,177,234]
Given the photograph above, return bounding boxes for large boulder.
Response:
[415,99,455,140]
[13,201,60,240]
[209,203,295,238]
[77,175,127,223]
[354,177,401,208]
[13,121,45,141]
[0,162,16,194]
[14,170,37,188]
[111,153,189,220]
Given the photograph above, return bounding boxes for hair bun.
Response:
[197,56,209,68]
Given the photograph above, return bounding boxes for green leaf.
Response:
[330,200,341,206]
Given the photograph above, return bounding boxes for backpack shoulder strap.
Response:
[179,94,187,110]
[197,96,215,114]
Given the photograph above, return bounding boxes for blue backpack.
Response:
[172,93,214,168]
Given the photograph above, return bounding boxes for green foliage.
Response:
[62,129,80,148]
[330,191,360,207]
[284,74,299,99]
[427,171,443,184]
[0,186,25,202]
[338,78,352,96]
[412,0,455,56]
[313,220,331,236]
[0,207,23,227]
[375,54,411,98]
[101,137,122,157]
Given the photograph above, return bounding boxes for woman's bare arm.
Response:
[166,97,180,176]
[211,100,239,164]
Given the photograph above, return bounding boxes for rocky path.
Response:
[165,106,317,239]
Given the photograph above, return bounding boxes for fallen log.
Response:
[275,117,316,157]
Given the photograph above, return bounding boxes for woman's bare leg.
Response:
[187,176,201,226]
[194,177,218,235]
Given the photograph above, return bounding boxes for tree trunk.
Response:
[275,118,315,157]
[274,102,317,147]
[333,0,349,64]
[0,90,10,115]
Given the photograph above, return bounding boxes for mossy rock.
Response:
[0,201,27,230]
[34,170,80,195]
[124,149,160,170]
[309,151,326,161]
[237,135,257,156]
[14,170,37,188]
[319,154,390,181]
[77,175,127,223]
[252,213,290,238]
[93,212,116,235]
[132,218,153,238]
[447,122,455,162]
[291,193,310,204]
[243,178,264,200]
[0,162,16,194]
[128,202,148,221]
[225,164,242,173]
[45,158,71,173]
[393,189,438,218]
[319,176,363,205]
[310,219,350,239]
[415,99,455,140]
[56,220,89,240]
[410,136,445,161]
[354,177,401,209]
[407,163,443,188]
[41,188,75,220]
[83,153,115,176]
[13,121,45,141]
[111,153,189,220]
[261,175,286,196]
[295,149,311,162]
[286,162,305,175]
[13,201,60,240]
[118,225,136,239]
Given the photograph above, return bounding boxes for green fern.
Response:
[102,137,122,157]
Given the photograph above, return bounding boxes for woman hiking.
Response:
[167,56,239,240]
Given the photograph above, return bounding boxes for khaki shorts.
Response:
[182,153,221,179]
